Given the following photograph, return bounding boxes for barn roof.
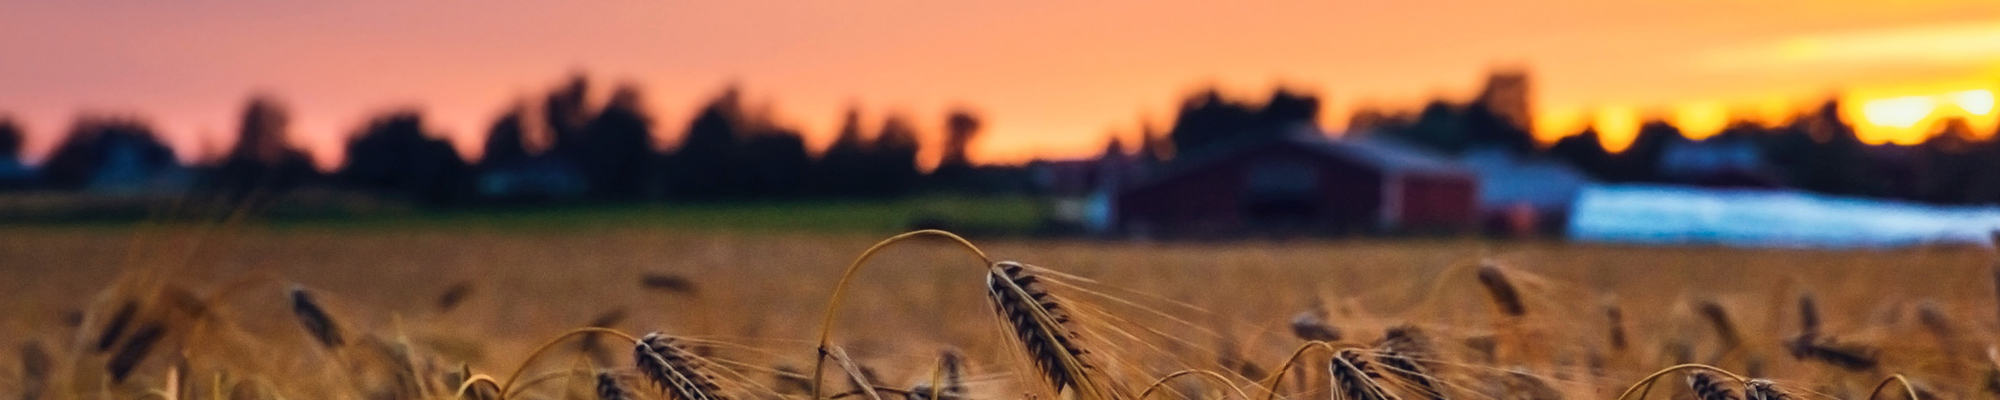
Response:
[1294,134,1470,176]
[1126,126,1471,193]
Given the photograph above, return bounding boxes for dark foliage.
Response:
[337,111,470,204]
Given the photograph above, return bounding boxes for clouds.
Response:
[1696,19,2000,73]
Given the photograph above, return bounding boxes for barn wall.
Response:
[1396,174,1479,231]
[1118,157,1248,235]
[1313,157,1384,232]
[1118,145,1391,236]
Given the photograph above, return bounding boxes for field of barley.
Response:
[1,225,1995,400]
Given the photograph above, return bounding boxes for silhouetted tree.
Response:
[213,95,316,196]
[1910,117,2000,203]
[0,118,21,160]
[544,75,592,159]
[1610,120,1686,182]
[870,114,923,195]
[1548,128,1612,180]
[338,111,469,204]
[936,107,982,180]
[578,86,658,199]
[815,107,874,196]
[1168,89,1260,155]
[1136,122,1170,164]
[1462,102,1538,154]
[1166,88,1321,156]
[1379,101,1470,153]
[0,117,24,189]
[1768,100,1890,197]
[43,117,179,191]
[665,87,745,197]
[738,127,811,197]
[1260,89,1320,127]
[480,106,532,168]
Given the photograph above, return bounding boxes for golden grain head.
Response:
[985,261,1095,396]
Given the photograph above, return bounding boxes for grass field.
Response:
[1,225,1994,400]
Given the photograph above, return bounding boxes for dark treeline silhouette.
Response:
[213,95,317,200]
[0,73,1013,205]
[40,116,182,192]
[7,70,2000,207]
[1143,72,2000,206]
[339,111,471,203]
[460,75,961,203]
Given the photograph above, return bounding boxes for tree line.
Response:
[4,72,2000,207]
[1158,82,2000,205]
[0,75,1001,204]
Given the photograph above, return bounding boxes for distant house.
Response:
[1113,127,1478,237]
[1457,148,1593,235]
[1571,184,2000,248]
[1657,136,1779,187]
[87,136,191,195]
[0,155,31,189]
[1029,149,1145,232]
[477,156,588,200]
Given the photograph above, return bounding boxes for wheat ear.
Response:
[635,331,727,400]
[1687,372,1739,400]
[987,261,1117,400]
[1477,262,1525,317]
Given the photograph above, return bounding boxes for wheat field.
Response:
[0,225,1994,400]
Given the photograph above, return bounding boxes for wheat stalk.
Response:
[436,281,474,313]
[1744,380,1791,400]
[1290,311,1342,342]
[1376,325,1444,400]
[987,261,1115,400]
[1696,301,1742,359]
[1136,369,1250,400]
[597,371,631,400]
[1796,293,1821,338]
[1687,372,1738,400]
[1913,300,1960,356]
[1330,349,1397,400]
[94,301,139,352]
[19,340,51,400]
[108,321,168,383]
[908,350,967,400]
[1603,299,1628,352]
[827,347,882,400]
[635,331,727,400]
[1476,262,1525,317]
[288,285,345,349]
[810,229,993,400]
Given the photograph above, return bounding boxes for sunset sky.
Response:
[3,1,1999,167]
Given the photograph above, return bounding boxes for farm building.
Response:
[1113,127,1478,237]
[1457,148,1593,235]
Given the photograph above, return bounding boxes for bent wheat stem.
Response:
[1139,369,1251,400]
[1258,340,1369,400]
[810,230,993,400]
[1864,374,1921,400]
[1614,364,1748,400]
[456,374,501,399]
[501,327,643,399]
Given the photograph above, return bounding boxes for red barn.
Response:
[1115,130,1477,237]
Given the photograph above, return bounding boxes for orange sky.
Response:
[2,1,1998,167]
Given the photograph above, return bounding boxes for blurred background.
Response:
[1,1,1999,247]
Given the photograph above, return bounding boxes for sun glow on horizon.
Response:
[1853,88,1996,143]
[1592,106,1642,152]
[1534,86,1997,151]
[1861,96,1936,129]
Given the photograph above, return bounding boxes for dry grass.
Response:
[0,225,1996,400]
